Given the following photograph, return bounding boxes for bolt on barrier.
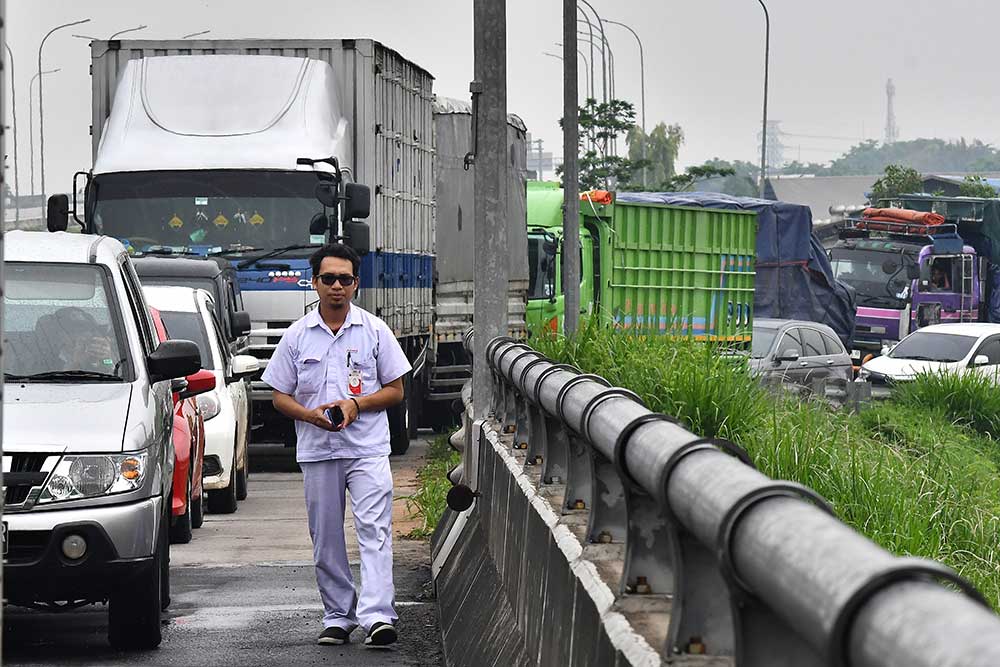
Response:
[478,335,1000,666]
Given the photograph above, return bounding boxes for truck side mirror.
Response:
[47,194,70,232]
[309,212,329,236]
[342,183,371,222]
[343,221,370,256]
[314,181,339,208]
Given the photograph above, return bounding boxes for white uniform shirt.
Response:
[262,305,411,462]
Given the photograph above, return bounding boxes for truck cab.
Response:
[830,211,985,356]
[527,227,595,332]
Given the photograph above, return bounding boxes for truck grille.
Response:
[3,453,60,509]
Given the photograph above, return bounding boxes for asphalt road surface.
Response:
[3,438,444,667]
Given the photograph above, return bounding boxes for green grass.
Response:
[534,324,1000,609]
[400,433,461,540]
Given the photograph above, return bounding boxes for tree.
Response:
[625,122,684,188]
[557,98,645,190]
[869,164,923,203]
[827,138,1000,176]
[959,175,998,198]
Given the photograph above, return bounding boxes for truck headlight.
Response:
[38,452,148,503]
[197,390,221,421]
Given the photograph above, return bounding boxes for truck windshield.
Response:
[889,331,978,363]
[4,263,129,381]
[829,248,915,305]
[90,170,330,256]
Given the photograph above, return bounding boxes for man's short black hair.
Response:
[310,244,360,276]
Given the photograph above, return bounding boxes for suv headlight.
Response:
[197,389,221,421]
[857,367,871,380]
[38,452,148,504]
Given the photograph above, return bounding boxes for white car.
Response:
[143,286,258,513]
[859,323,1000,388]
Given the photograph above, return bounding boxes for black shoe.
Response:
[318,626,351,645]
[364,622,397,647]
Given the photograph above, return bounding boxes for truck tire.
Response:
[208,452,238,514]
[170,471,193,544]
[108,505,166,649]
[389,398,410,456]
[406,373,420,439]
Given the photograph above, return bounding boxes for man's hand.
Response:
[326,398,360,430]
[305,404,338,432]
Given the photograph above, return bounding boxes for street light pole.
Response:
[4,42,18,221]
[604,19,645,186]
[28,67,58,197]
[757,0,770,198]
[549,47,591,100]
[577,1,607,103]
[182,30,211,39]
[109,25,147,40]
[38,18,89,200]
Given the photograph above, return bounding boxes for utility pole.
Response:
[2,0,7,639]
[563,0,580,335]
[4,42,17,222]
[472,0,508,417]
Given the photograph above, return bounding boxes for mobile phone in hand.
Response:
[326,405,344,426]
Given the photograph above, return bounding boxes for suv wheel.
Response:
[191,487,204,529]
[207,452,238,514]
[108,505,166,649]
[170,471,193,544]
[236,434,249,501]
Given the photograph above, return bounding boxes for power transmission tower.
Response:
[884,78,898,145]
[758,119,785,172]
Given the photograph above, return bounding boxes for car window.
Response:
[822,333,845,356]
[207,307,231,367]
[974,337,1000,365]
[890,331,978,362]
[160,310,212,369]
[799,328,826,358]
[776,329,803,358]
[119,257,157,354]
[228,277,243,313]
[751,328,778,358]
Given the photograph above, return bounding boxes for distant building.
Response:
[921,174,1000,197]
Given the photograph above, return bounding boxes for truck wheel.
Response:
[207,452,238,514]
[406,373,420,439]
[108,506,165,649]
[170,472,194,544]
[389,399,410,456]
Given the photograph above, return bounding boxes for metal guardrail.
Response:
[480,335,1000,666]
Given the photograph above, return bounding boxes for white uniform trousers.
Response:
[301,456,397,631]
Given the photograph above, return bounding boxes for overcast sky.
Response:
[6,0,1000,196]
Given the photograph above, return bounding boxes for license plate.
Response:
[850,349,861,360]
[2,521,7,557]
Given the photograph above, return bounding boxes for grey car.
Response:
[749,318,854,386]
[3,231,201,649]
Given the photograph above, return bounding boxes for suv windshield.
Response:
[91,170,329,256]
[751,328,778,358]
[4,263,128,381]
[889,331,978,362]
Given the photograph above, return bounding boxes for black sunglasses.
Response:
[317,273,357,287]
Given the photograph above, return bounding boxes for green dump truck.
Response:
[527,182,757,340]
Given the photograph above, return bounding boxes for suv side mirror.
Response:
[343,220,370,256]
[180,368,217,399]
[775,349,800,363]
[231,311,251,338]
[148,340,201,383]
[229,354,260,380]
[972,354,991,368]
[342,183,370,221]
[47,194,70,232]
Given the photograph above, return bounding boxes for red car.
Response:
[150,307,215,544]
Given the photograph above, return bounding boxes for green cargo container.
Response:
[527,185,757,341]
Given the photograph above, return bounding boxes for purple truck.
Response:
[829,200,991,359]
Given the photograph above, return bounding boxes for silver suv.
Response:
[3,231,201,649]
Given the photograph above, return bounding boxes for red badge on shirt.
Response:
[348,367,362,395]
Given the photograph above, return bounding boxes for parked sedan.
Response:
[859,323,1000,387]
[749,318,854,385]
[150,307,216,543]
[144,286,259,514]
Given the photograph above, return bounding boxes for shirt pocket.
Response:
[356,354,379,394]
[296,354,327,395]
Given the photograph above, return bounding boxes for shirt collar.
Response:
[306,304,359,336]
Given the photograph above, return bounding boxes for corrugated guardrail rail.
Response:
[477,335,1000,666]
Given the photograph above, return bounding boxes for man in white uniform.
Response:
[262,244,411,647]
